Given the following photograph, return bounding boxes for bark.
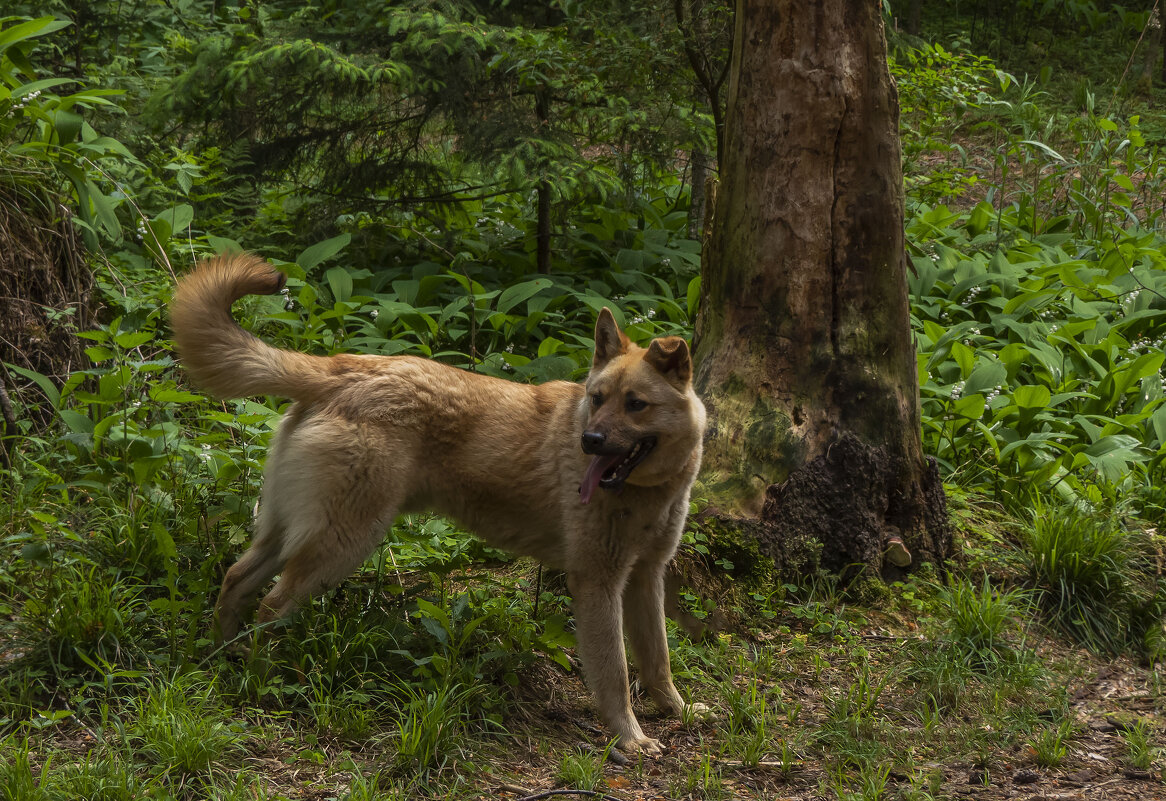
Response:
[688,147,709,240]
[907,0,922,36]
[1156,3,1165,87]
[535,90,552,275]
[692,0,950,576]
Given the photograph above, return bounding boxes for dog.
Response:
[170,253,707,754]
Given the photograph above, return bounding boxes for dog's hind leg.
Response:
[623,558,685,715]
[255,504,397,628]
[215,506,285,644]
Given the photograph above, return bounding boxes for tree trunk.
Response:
[692,0,950,577]
[688,146,709,240]
[908,0,922,36]
[535,90,552,275]
[1159,4,1165,86]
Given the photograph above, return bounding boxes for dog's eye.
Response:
[591,392,604,407]
[626,397,648,412]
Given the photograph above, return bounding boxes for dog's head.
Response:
[578,308,706,503]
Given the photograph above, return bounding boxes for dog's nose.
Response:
[581,431,606,453]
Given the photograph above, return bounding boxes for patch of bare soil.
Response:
[477,635,1166,801]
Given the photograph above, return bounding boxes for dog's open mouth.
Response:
[579,437,657,504]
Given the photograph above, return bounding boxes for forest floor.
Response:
[20,580,1163,800]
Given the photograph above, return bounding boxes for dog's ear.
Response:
[592,307,630,370]
[645,336,693,386]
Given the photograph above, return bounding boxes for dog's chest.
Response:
[587,491,682,557]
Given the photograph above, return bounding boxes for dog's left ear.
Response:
[593,307,630,370]
[645,336,693,386]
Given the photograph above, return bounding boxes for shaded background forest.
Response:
[3,1,1166,799]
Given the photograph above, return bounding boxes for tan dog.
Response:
[170,254,707,754]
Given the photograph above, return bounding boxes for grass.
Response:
[128,674,245,780]
[1118,718,1159,772]
[2,9,1165,800]
[556,744,611,791]
[1020,505,1151,654]
[0,505,1159,799]
[1029,720,1074,767]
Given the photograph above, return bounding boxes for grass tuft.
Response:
[1119,719,1158,771]
[1021,506,1143,653]
[129,673,244,778]
[556,744,610,791]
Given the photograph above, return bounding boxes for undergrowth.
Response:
[1,7,1166,800]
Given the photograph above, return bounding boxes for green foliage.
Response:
[556,744,612,791]
[128,674,244,778]
[909,196,1166,509]
[1028,720,1074,767]
[933,575,1032,668]
[1119,718,1159,771]
[141,0,710,239]
[1020,504,1162,654]
[2,5,1166,798]
[0,16,137,247]
[388,680,477,777]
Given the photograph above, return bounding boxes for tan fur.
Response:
[170,254,707,754]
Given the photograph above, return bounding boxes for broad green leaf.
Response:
[0,17,72,53]
[951,393,986,420]
[58,409,94,434]
[4,363,59,407]
[85,179,122,240]
[950,341,975,378]
[538,336,565,357]
[10,77,73,98]
[114,331,153,349]
[206,234,244,254]
[496,278,552,314]
[1151,405,1166,446]
[149,388,203,403]
[1012,385,1051,409]
[325,266,353,303]
[84,346,115,362]
[155,204,194,234]
[686,276,701,320]
[297,233,351,271]
[963,358,1007,397]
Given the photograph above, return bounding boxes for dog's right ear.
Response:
[592,307,629,370]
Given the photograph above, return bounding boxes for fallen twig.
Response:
[513,790,627,801]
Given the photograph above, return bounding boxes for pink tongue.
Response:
[579,453,623,504]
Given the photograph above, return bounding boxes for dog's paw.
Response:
[216,639,252,661]
[617,734,665,757]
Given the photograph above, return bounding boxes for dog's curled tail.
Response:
[171,254,329,402]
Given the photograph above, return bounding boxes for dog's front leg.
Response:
[568,569,662,756]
